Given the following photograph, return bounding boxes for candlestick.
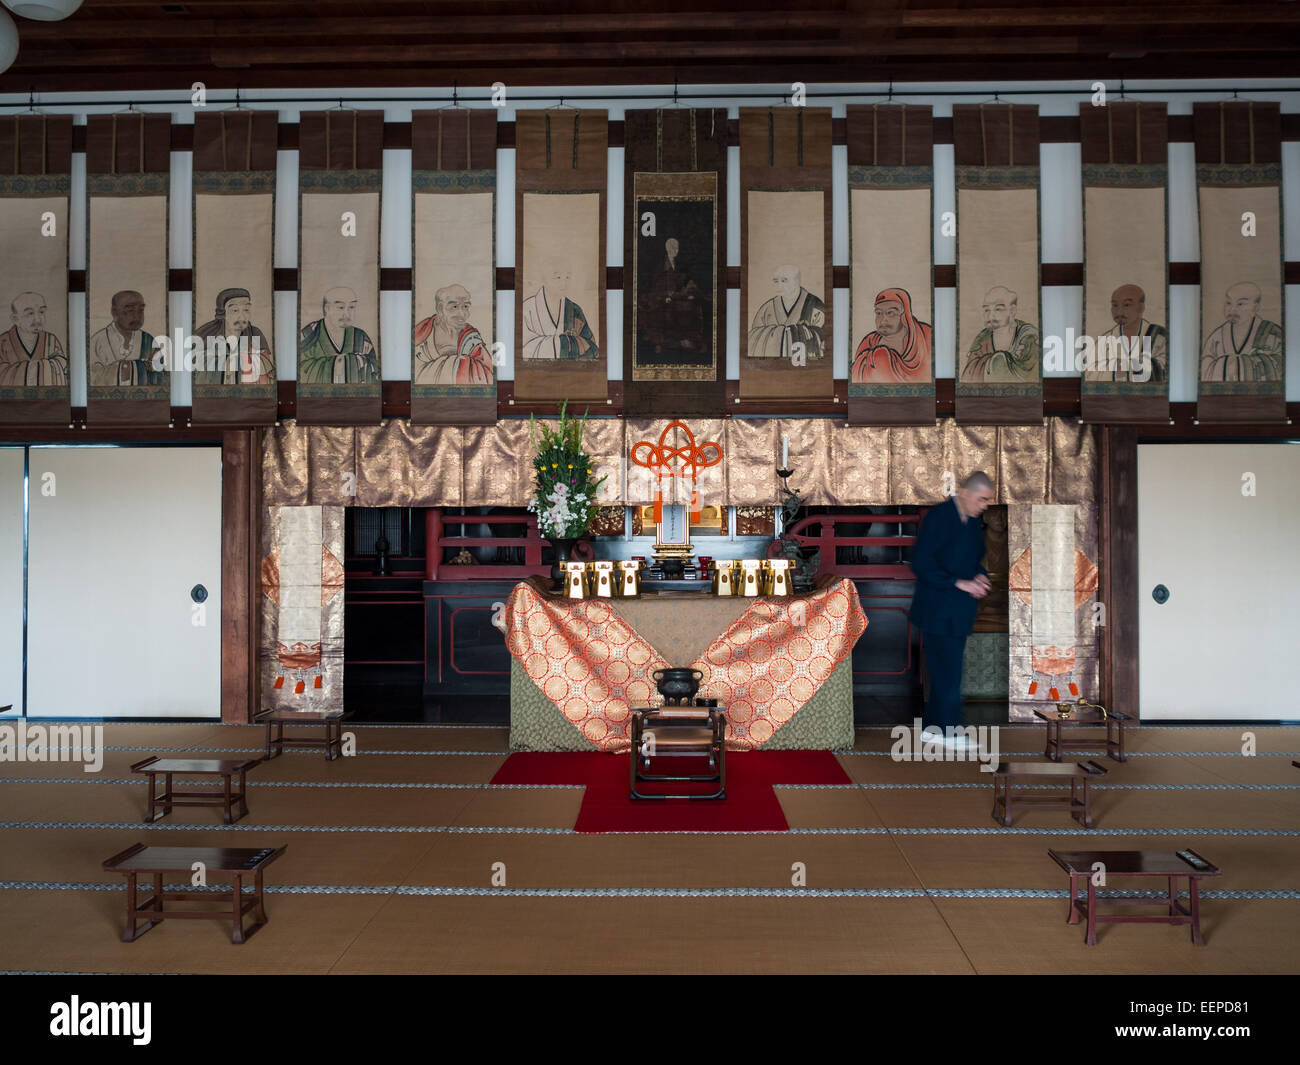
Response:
[781,434,788,467]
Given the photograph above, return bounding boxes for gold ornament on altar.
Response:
[764,558,793,596]
[738,559,764,597]
[712,560,738,596]
[590,560,616,598]
[616,559,644,598]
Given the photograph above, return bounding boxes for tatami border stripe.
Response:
[0,880,1297,901]
[2,820,1298,837]
[3,778,1299,792]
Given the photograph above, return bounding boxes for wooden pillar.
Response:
[1103,426,1139,720]
[221,428,260,723]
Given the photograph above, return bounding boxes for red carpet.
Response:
[490,750,851,832]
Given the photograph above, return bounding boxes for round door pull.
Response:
[191,584,209,604]
[1151,584,1169,604]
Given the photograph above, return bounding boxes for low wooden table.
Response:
[629,706,727,800]
[257,709,345,761]
[130,756,260,824]
[1048,848,1221,946]
[1034,707,1129,762]
[992,760,1107,828]
[102,843,287,944]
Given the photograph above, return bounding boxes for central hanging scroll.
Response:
[0,115,73,426]
[1079,102,1170,424]
[192,110,278,425]
[411,109,498,425]
[739,107,834,401]
[623,107,727,417]
[847,104,935,425]
[954,104,1042,424]
[513,109,608,404]
[296,110,384,425]
[86,112,171,426]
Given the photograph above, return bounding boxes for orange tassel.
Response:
[1069,682,1079,696]
[294,680,305,694]
[314,675,322,689]
[273,676,284,690]
[1028,681,1038,694]
[1049,687,1060,701]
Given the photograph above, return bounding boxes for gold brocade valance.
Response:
[261,416,1097,508]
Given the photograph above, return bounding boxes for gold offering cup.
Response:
[561,561,589,600]
[589,560,616,598]
[617,559,643,598]
[764,558,793,596]
[712,560,738,596]
[739,559,764,597]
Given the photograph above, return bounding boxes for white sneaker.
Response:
[920,726,945,744]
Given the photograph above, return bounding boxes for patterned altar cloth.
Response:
[503,577,868,752]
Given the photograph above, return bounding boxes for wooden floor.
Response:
[1,721,1297,974]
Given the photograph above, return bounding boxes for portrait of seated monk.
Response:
[0,290,68,388]
[961,285,1040,382]
[1199,281,1283,383]
[638,236,709,360]
[194,287,274,385]
[1087,283,1167,384]
[521,261,599,361]
[850,287,932,383]
[298,286,380,385]
[748,265,825,360]
[413,283,494,386]
[89,290,163,388]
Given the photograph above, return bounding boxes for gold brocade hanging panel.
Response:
[191,110,278,425]
[259,504,345,712]
[846,105,935,425]
[1194,103,1286,424]
[0,115,72,426]
[623,108,728,417]
[513,110,608,404]
[1079,102,1170,424]
[411,109,498,425]
[953,105,1043,424]
[85,113,171,426]
[296,110,384,425]
[1007,503,1101,722]
[739,107,834,402]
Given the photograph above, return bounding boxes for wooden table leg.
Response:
[1167,874,1178,917]
[237,768,250,821]
[1044,723,1054,760]
[1079,778,1094,829]
[265,722,276,760]
[123,872,138,942]
[1067,874,1081,923]
[255,869,267,924]
[163,772,174,818]
[1086,879,1098,945]
[222,772,234,825]
[231,874,245,944]
[1113,718,1127,762]
[144,771,158,823]
[1189,875,1205,946]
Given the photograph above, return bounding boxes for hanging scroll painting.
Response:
[624,107,727,417]
[739,108,834,402]
[1194,102,1285,424]
[846,105,934,425]
[954,105,1042,424]
[297,110,383,425]
[0,115,72,426]
[85,113,171,425]
[411,109,497,425]
[1079,102,1169,424]
[191,110,278,425]
[513,109,608,404]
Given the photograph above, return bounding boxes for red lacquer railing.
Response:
[767,511,925,580]
[424,509,592,580]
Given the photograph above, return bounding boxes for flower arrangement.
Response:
[527,401,608,540]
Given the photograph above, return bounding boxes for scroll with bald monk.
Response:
[0,115,73,426]
[296,110,384,424]
[411,109,497,424]
[847,104,936,425]
[953,104,1043,423]
[1079,101,1171,423]
[85,112,171,425]
[191,110,278,424]
[1194,101,1286,423]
